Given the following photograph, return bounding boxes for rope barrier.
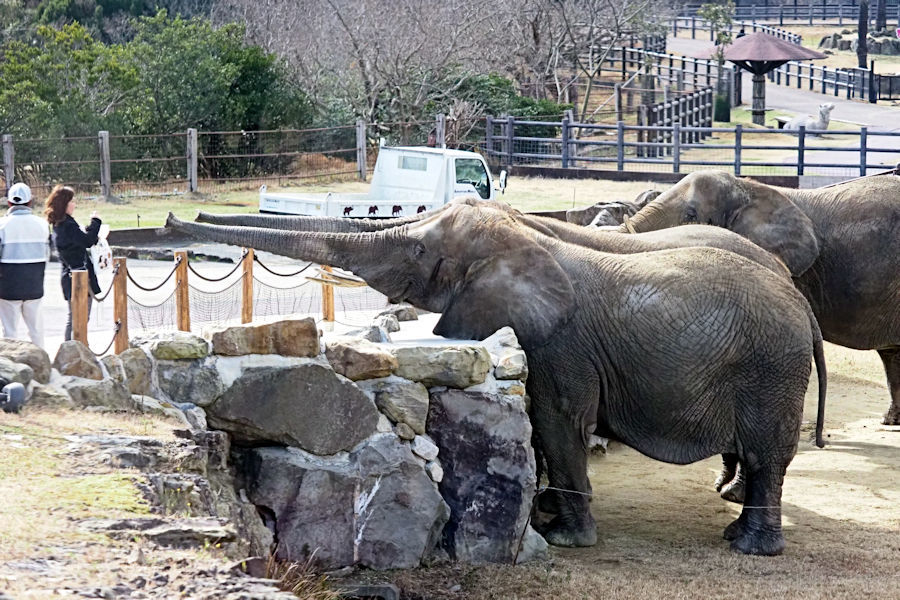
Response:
[90,263,120,302]
[186,249,248,282]
[87,320,122,357]
[126,290,176,310]
[251,275,312,291]
[253,254,314,277]
[126,255,181,292]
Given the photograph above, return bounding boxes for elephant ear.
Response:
[433,245,576,349]
[731,189,820,276]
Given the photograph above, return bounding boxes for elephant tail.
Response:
[809,313,827,449]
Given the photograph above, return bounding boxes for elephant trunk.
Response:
[196,211,430,233]
[618,201,676,233]
[166,213,398,275]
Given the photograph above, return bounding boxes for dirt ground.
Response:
[1,347,897,599]
[385,343,900,599]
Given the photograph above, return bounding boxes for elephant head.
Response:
[624,171,820,276]
[167,205,575,349]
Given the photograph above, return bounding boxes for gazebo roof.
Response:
[716,31,826,62]
[702,31,827,75]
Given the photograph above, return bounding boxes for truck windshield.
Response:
[455,158,490,199]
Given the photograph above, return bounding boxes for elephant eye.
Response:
[413,242,426,257]
[684,206,698,223]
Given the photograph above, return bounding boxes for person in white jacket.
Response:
[0,183,52,347]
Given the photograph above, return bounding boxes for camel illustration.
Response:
[368,205,378,216]
[343,206,353,216]
[416,205,427,213]
[392,205,403,216]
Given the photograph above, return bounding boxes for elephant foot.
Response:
[723,517,745,541]
[536,491,559,515]
[730,528,785,556]
[720,479,746,504]
[713,470,731,492]
[538,515,598,548]
[882,404,900,426]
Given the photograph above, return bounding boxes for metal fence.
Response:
[484,116,900,178]
[670,16,802,43]
[677,1,900,26]
[1,117,452,199]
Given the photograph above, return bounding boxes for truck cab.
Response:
[259,146,506,217]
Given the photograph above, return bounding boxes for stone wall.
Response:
[2,311,547,571]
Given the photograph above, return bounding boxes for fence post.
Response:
[485,116,494,157]
[869,60,877,103]
[175,251,190,332]
[561,117,570,168]
[98,131,111,199]
[356,119,367,182]
[616,121,625,170]
[860,127,868,177]
[321,266,335,322]
[72,270,89,346]
[839,4,843,25]
[241,248,254,324]
[821,66,827,93]
[673,122,681,172]
[797,125,806,176]
[186,128,198,193]
[506,115,515,168]
[113,258,129,354]
[691,16,696,38]
[1,134,13,196]
[615,83,623,122]
[435,113,446,148]
[734,124,742,176]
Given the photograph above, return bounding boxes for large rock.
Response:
[0,339,51,383]
[392,345,491,388]
[53,341,104,380]
[427,388,545,563]
[209,318,319,357]
[356,376,429,434]
[242,434,449,570]
[131,395,190,426]
[481,327,528,381]
[118,347,153,396]
[207,363,379,454]
[156,358,224,407]
[28,382,74,408]
[135,332,209,360]
[0,356,34,385]
[325,338,397,381]
[101,354,126,385]
[61,377,133,410]
[377,304,418,322]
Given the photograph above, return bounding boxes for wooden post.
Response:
[751,73,766,126]
[113,258,129,354]
[561,117,570,168]
[175,251,190,332]
[2,134,13,196]
[98,131,111,199]
[614,83,623,122]
[356,119,367,181]
[321,266,335,322]
[435,113,446,148]
[241,248,254,324]
[186,128,198,192]
[616,121,625,171]
[798,125,806,176]
[734,124,742,176]
[506,115,515,167]
[485,115,494,157]
[672,122,681,172]
[72,270,89,345]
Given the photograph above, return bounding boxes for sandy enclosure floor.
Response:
[387,343,900,600]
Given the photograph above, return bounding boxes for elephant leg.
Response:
[728,462,787,556]
[529,407,596,547]
[720,460,746,504]
[714,453,738,492]
[878,348,900,425]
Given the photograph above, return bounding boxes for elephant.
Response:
[564,189,662,227]
[194,202,818,505]
[167,202,826,556]
[620,169,900,425]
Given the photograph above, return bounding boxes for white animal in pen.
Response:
[784,102,835,135]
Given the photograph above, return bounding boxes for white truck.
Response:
[259,145,506,217]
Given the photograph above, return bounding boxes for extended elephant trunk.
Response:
[166,213,394,274]
[617,201,674,234]
[195,210,430,233]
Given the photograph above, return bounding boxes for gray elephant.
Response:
[167,202,825,556]
[194,202,818,505]
[620,169,900,424]
[564,189,662,227]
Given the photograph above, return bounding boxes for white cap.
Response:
[7,183,32,205]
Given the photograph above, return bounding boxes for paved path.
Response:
[666,35,900,177]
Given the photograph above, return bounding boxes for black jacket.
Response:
[53,215,102,300]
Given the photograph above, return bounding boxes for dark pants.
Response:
[64,295,93,342]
